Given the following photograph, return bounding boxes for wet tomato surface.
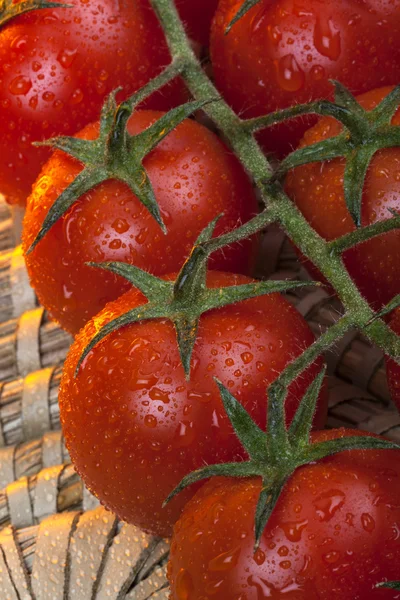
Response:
[23,110,258,334]
[168,429,400,599]
[0,0,185,206]
[59,272,327,537]
[176,0,218,47]
[285,86,400,311]
[211,0,400,155]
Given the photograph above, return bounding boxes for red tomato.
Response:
[285,86,400,311]
[59,271,327,537]
[385,310,400,411]
[0,0,185,206]
[22,110,258,334]
[176,0,218,47]
[210,0,400,155]
[168,428,400,599]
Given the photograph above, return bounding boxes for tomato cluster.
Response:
[4,0,400,597]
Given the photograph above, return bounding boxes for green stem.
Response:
[276,314,355,390]
[203,209,275,255]
[150,0,400,369]
[329,214,400,253]
[243,100,351,133]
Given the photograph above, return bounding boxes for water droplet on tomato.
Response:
[310,65,326,80]
[241,352,253,364]
[174,420,195,447]
[267,24,282,46]
[129,372,158,391]
[42,91,55,102]
[361,513,375,532]
[323,550,340,564]
[9,75,32,96]
[275,54,305,92]
[247,574,272,598]
[135,228,148,245]
[280,519,308,542]
[29,94,38,109]
[70,88,83,105]
[278,545,289,557]
[149,387,170,403]
[209,546,241,572]
[313,489,345,521]
[57,48,77,68]
[144,414,157,428]
[175,568,194,600]
[251,6,268,35]
[253,548,266,566]
[188,390,212,403]
[111,218,129,233]
[10,35,28,51]
[314,16,341,60]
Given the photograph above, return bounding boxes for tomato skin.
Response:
[210,0,400,155]
[168,428,400,600]
[59,271,327,537]
[0,0,186,207]
[176,0,218,46]
[22,110,258,335]
[285,86,400,311]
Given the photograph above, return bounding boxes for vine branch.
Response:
[149,0,400,376]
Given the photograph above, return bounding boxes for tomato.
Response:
[285,86,400,311]
[22,110,258,334]
[176,0,218,47]
[168,428,400,599]
[59,271,328,537]
[210,0,400,156]
[0,0,186,207]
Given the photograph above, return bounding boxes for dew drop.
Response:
[188,390,212,404]
[70,88,83,105]
[149,387,170,403]
[144,414,157,428]
[9,75,32,96]
[323,550,340,564]
[361,513,376,533]
[253,548,266,566]
[314,16,341,60]
[208,546,241,572]
[275,54,305,92]
[313,490,345,521]
[57,47,77,68]
[111,217,129,233]
[241,352,254,364]
[174,421,195,448]
[310,65,326,80]
[280,519,308,542]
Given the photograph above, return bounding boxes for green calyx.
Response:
[264,82,400,228]
[376,581,400,590]
[26,60,209,253]
[76,217,314,379]
[0,0,71,28]
[225,0,261,34]
[165,367,400,550]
